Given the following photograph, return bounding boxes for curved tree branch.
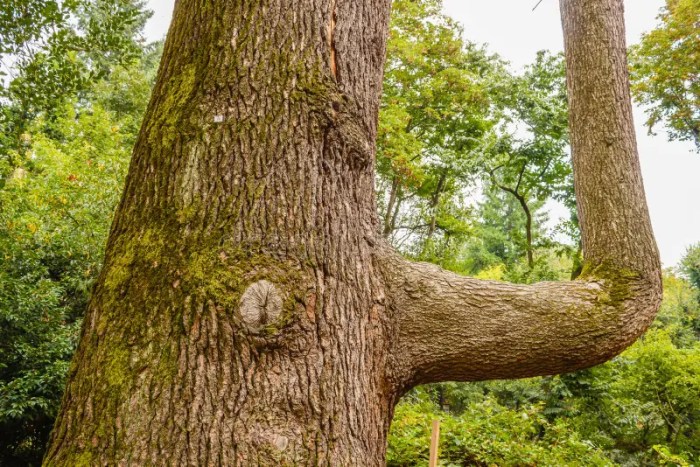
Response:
[383,0,662,390]
[382,250,659,389]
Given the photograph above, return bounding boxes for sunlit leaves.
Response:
[0,0,152,163]
[629,0,700,149]
[0,7,157,456]
[377,0,500,255]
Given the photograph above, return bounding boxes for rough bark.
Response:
[45,0,662,465]
[46,0,395,464]
[384,0,661,390]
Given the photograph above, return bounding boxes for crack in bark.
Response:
[329,0,338,80]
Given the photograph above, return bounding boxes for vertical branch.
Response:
[560,0,660,277]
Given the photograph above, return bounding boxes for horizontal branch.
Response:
[381,250,661,389]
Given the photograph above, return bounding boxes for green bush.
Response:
[388,393,612,466]
[0,104,130,465]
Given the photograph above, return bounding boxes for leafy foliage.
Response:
[377,0,576,279]
[389,395,612,466]
[0,0,152,164]
[0,3,156,459]
[680,243,700,290]
[572,329,700,465]
[0,104,135,464]
[629,0,700,149]
[482,51,572,270]
[377,0,500,258]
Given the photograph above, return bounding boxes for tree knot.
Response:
[240,280,284,332]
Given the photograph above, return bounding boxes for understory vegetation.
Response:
[0,0,697,465]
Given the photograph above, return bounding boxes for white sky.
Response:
[144,0,700,267]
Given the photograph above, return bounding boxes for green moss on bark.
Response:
[579,260,640,310]
[149,63,198,146]
[182,247,306,334]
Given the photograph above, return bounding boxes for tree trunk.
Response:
[45,0,661,465]
[46,0,395,464]
[523,196,534,269]
[497,183,535,269]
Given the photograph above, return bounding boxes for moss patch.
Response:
[102,228,167,293]
[181,247,306,335]
[149,63,198,146]
[579,260,640,310]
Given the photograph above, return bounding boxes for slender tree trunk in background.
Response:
[498,183,535,269]
[45,0,661,465]
[493,160,535,269]
[426,171,447,242]
[383,176,400,237]
[523,199,534,269]
[389,190,403,236]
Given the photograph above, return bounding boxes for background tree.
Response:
[0,0,151,166]
[482,51,570,270]
[681,243,700,290]
[376,5,575,277]
[0,3,158,459]
[629,0,700,149]
[0,105,132,465]
[43,0,662,465]
[376,0,498,257]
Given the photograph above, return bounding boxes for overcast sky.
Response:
[144,0,699,267]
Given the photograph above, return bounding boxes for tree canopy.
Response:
[0,0,151,165]
[629,0,700,150]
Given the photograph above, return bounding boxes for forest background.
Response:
[0,0,698,465]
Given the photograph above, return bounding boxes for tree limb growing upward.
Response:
[382,0,661,390]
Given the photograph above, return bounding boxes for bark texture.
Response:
[45,0,662,465]
[46,0,395,464]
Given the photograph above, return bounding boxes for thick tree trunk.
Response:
[45,0,661,465]
[46,0,395,464]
